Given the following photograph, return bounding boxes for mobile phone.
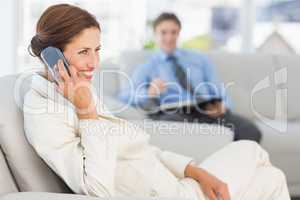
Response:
[40,46,71,83]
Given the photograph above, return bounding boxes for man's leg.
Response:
[149,109,262,143]
[148,111,189,121]
[148,109,213,123]
[182,109,262,143]
[222,111,262,143]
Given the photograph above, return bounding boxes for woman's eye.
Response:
[79,50,88,55]
[95,48,101,52]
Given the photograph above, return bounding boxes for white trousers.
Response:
[194,141,290,200]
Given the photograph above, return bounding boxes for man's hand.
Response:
[148,78,167,97]
[185,164,230,200]
[204,101,226,118]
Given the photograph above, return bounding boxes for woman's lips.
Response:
[79,71,94,80]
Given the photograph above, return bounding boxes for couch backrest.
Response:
[102,50,300,120]
[208,53,300,120]
[93,64,120,97]
[0,74,71,194]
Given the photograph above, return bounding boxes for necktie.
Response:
[167,55,194,94]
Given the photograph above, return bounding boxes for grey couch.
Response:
[0,51,299,199]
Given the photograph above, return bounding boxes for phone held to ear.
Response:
[40,46,70,84]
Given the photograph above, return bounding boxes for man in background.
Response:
[119,12,261,143]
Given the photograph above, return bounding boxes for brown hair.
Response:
[153,12,181,30]
[29,4,100,59]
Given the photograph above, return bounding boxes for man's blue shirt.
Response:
[119,49,231,108]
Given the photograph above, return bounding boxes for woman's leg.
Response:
[197,140,274,199]
[240,166,290,200]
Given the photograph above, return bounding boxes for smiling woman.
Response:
[29,4,101,81]
[23,3,291,200]
[62,27,101,81]
[28,4,101,118]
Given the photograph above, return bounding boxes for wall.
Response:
[0,1,17,77]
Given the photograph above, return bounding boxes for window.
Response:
[254,0,300,54]
[16,0,300,73]
[17,0,146,72]
[144,0,242,52]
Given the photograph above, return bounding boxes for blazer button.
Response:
[150,190,158,196]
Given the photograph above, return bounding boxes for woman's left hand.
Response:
[185,164,230,200]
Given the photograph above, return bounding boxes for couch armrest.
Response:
[0,192,189,200]
[0,193,100,200]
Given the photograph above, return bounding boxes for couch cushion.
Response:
[0,135,18,195]
[276,54,300,120]
[0,74,71,193]
[208,53,277,119]
[93,64,120,97]
[211,53,300,121]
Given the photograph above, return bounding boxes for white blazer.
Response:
[23,74,201,199]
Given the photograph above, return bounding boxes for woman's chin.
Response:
[84,75,93,81]
[78,75,93,83]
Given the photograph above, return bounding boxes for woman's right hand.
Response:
[55,59,98,119]
[185,164,230,200]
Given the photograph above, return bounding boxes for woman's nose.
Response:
[88,53,99,68]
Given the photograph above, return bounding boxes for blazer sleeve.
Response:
[24,98,118,198]
[150,146,195,179]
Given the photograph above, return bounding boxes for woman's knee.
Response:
[229,140,270,165]
[269,167,287,184]
[254,167,287,190]
[230,140,261,150]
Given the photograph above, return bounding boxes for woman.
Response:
[23,4,290,200]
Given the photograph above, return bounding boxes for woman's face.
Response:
[63,27,101,82]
